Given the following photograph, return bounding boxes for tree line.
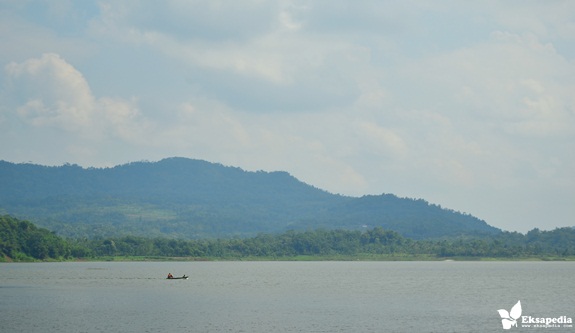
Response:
[1,215,574,261]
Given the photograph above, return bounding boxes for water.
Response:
[1,261,573,332]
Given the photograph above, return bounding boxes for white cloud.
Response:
[5,53,95,131]
[2,53,149,140]
[88,1,371,112]
[355,122,408,159]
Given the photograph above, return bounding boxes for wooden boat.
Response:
[167,275,188,280]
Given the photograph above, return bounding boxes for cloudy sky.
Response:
[1,1,574,232]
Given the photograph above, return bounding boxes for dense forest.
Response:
[0,215,87,261]
[0,158,499,240]
[2,215,574,262]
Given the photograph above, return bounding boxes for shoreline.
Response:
[4,254,575,263]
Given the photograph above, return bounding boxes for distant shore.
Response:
[61,254,575,262]
[4,252,575,263]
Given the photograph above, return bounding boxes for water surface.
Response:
[1,261,573,332]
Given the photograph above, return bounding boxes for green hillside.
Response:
[0,215,84,261]
[0,158,500,239]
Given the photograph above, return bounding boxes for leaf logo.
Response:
[498,300,522,330]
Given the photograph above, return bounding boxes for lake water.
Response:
[1,261,573,332]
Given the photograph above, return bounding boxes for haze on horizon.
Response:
[1,1,574,233]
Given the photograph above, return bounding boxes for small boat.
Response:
[167,275,188,280]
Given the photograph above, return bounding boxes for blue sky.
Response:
[1,1,574,232]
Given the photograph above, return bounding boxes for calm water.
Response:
[0,261,574,332]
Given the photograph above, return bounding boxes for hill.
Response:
[0,215,80,261]
[0,157,500,239]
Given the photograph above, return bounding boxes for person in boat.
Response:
[167,273,173,279]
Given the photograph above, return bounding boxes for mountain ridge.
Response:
[0,157,500,239]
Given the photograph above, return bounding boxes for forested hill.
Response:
[0,158,500,239]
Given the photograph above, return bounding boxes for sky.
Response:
[1,1,574,233]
